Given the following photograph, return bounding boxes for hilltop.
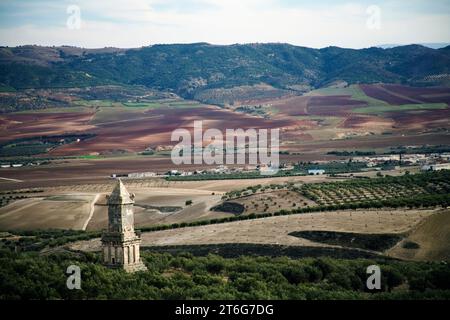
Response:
[1,43,449,102]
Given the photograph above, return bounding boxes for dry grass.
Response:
[0,194,94,230]
[69,208,436,253]
[85,187,224,231]
[228,190,316,214]
[387,209,450,261]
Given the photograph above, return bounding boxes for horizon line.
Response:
[1,41,449,51]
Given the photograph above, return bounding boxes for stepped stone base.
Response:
[102,179,148,274]
[105,260,148,273]
[123,260,148,273]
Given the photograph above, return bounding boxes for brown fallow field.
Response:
[0,186,226,231]
[388,108,450,130]
[0,105,299,156]
[0,174,362,230]
[271,95,367,118]
[360,84,450,105]
[51,105,299,156]
[0,112,95,143]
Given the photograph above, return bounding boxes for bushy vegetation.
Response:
[289,231,403,251]
[390,145,450,155]
[150,243,382,260]
[325,145,450,157]
[402,241,421,250]
[327,151,377,156]
[0,85,173,113]
[0,189,44,208]
[1,249,449,300]
[0,134,95,157]
[0,230,100,252]
[211,202,245,215]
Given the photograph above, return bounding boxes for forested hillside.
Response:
[1,43,449,99]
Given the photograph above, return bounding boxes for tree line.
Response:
[1,249,449,300]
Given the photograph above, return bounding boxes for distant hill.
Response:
[1,43,449,100]
[377,43,450,49]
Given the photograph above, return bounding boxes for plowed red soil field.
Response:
[0,112,95,143]
[388,108,450,129]
[360,84,450,105]
[1,106,299,156]
[307,95,366,117]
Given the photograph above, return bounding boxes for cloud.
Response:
[0,0,449,48]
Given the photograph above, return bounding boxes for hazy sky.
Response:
[0,0,449,48]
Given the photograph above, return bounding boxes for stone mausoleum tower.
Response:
[102,179,147,272]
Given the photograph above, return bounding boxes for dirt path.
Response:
[0,177,23,182]
[82,193,100,231]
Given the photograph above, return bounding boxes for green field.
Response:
[122,102,164,108]
[77,154,101,160]
[0,134,95,157]
[168,100,203,108]
[74,99,122,107]
[0,85,16,92]
[89,106,146,124]
[354,103,448,114]
[86,99,204,124]
[16,106,93,114]
[307,85,389,107]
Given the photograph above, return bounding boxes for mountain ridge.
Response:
[1,43,449,100]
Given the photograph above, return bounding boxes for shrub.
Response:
[402,241,420,249]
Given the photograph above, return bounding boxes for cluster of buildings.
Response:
[421,163,450,171]
[1,163,23,168]
[105,149,450,180]
[354,152,450,170]
[351,152,450,173]
[167,164,232,176]
[165,164,274,176]
[0,161,49,169]
[111,163,292,179]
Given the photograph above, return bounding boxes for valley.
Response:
[0,43,449,301]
